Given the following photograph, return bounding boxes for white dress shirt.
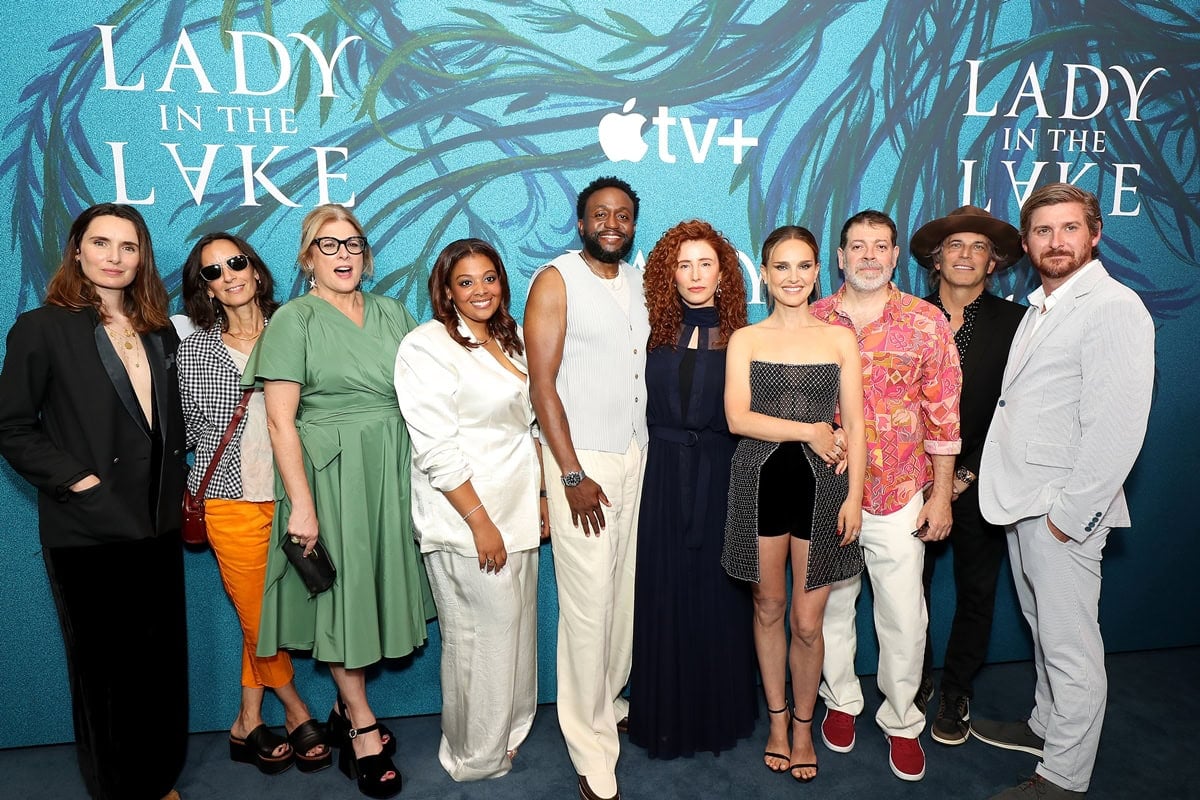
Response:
[396,319,541,557]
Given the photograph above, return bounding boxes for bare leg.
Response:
[752,535,792,771]
[788,536,831,781]
[329,665,398,787]
[231,687,288,758]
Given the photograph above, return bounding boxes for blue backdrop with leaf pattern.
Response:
[1,1,1197,748]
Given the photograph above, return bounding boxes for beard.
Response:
[581,228,634,264]
[844,260,893,293]
[1031,247,1089,280]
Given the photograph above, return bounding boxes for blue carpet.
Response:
[3,647,1195,799]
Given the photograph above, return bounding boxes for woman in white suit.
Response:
[395,238,549,781]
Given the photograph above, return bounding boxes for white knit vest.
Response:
[536,251,649,452]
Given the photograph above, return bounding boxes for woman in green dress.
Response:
[245,204,431,799]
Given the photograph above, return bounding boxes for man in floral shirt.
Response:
[812,210,962,783]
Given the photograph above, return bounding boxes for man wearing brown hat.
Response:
[909,206,1026,747]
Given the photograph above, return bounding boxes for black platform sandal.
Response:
[330,698,396,758]
[338,720,402,799]
[764,705,791,773]
[288,718,332,773]
[790,710,818,783]
[229,724,293,775]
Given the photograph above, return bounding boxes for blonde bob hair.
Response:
[297,203,375,278]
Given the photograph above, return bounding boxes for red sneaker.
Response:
[887,735,925,781]
[820,709,855,753]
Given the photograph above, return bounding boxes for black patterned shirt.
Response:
[931,292,982,372]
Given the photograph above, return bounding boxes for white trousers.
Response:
[1009,515,1107,792]
[819,491,927,737]
[544,440,645,795]
[425,548,539,782]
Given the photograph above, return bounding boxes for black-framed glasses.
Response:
[199,254,251,282]
[311,236,368,256]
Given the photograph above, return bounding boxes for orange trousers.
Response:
[205,499,294,688]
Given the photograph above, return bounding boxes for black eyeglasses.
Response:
[311,236,368,256]
[199,254,251,282]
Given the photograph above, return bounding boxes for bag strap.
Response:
[194,388,255,501]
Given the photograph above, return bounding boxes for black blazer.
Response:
[924,290,1026,476]
[0,305,187,548]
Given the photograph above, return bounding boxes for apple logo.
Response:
[598,98,648,162]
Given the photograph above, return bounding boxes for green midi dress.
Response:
[247,291,434,669]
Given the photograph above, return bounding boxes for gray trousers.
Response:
[1007,515,1108,792]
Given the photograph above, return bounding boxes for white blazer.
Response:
[396,319,541,556]
[979,261,1155,540]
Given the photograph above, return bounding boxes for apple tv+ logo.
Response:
[598,98,758,165]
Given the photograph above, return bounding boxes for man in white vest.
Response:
[526,176,650,800]
[973,183,1155,799]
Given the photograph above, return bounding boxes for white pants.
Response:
[819,491,927,738]
[1009,515,1107,792]
[544,440,645,795]
[425,548,539,782]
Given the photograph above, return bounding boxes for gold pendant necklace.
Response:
[105,325,141,369]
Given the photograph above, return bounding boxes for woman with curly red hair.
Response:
[627,219,758,759]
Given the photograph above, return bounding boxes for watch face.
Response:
[561,471,584,487]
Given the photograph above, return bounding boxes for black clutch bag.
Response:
[282,535,337,596]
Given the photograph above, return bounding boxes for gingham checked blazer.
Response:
[177,323,264,498]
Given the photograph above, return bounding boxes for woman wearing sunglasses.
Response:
[176,233,330,776]
[244,204,433,799]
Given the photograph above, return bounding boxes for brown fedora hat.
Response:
[910,205,1022,270]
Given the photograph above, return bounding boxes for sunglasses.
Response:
[199,254,251,282]
[311,236,368,256]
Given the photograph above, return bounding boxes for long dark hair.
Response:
[428,238,523,356]
[44,203,169,332]
[181,232,279,331]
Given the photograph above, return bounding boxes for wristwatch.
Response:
[955,466,976,485]
[561,470,586,487]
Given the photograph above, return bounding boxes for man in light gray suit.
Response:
[972,183,1155,800]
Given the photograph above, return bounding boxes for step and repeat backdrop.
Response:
[1,1,1197,747]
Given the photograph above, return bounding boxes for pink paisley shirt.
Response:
[812,284,962,515]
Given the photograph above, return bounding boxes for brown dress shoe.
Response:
[578,775,620,800]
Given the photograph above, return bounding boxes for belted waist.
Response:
[296,405,397,426]
[649,424,722,446]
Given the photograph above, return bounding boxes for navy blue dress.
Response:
[628,306,757,758]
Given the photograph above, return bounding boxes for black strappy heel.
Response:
[763,704,791,773]
[790,710,819,783]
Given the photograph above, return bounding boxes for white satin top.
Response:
[395,319,540,556]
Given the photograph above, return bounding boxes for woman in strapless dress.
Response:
[722,225,866,784]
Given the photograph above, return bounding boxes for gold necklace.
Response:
[105,325,141,369]
[579,251,619,281]
[225,328,262,342]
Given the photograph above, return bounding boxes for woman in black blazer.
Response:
[0,203,189,800]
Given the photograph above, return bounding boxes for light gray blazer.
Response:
[979,262,1155,541]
